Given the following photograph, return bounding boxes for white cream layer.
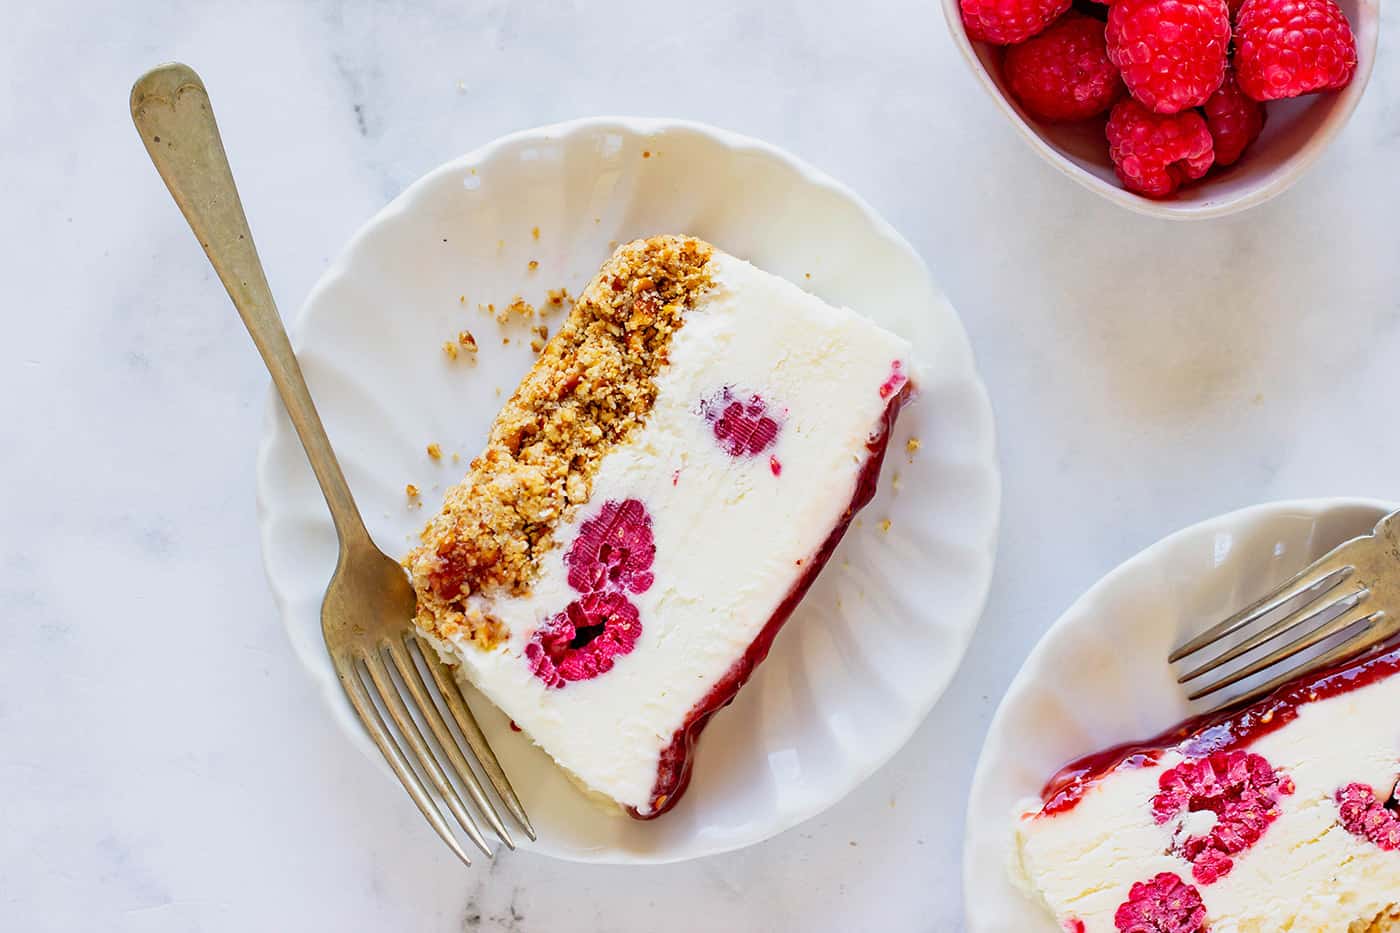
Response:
[1014,671,1400,932]
[438,251,918,814]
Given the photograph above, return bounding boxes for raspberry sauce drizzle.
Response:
[1039,642,1400,816]
[629,383,914,819]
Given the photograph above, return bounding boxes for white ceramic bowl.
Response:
[942,0,1379,219]
[963,496,1394,930]
[257,117,1001,863]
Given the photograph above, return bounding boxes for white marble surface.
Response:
[3,0,1399,930]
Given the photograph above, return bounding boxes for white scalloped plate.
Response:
[964,497,1394,929]
[256,118,1000,864]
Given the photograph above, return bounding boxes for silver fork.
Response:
[131,62,534,864]
[1171,507,1400,713]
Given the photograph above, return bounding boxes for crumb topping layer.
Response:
[407,235,715,647]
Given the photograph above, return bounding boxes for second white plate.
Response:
[964,497,1393,930]
[257,117,1000,863]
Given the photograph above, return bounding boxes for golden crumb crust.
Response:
[406,235,715,647]
[1355,908,1400,933]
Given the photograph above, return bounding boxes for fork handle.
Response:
[130,63,371,552]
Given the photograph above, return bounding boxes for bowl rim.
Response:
[940,0,1380,219]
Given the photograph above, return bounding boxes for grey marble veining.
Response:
[3,0,1399,930]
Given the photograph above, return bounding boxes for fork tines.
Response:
[1170,511,1400,713]
[332,635,535,866]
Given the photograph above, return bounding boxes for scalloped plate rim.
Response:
[255,115,1002,864]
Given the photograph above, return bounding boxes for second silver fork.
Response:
[1172,507,1400,712]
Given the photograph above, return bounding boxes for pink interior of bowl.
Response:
[951,0,1378,216]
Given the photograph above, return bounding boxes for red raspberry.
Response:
[525,591,643,688]
[698,387,784,458]
[961,0,1072,45]
[1202,69,1267,165]
[1114,873,1207,933]
[1151,750,1294,885]
[1106,0,1230,113]
[1106,99,1214,197]
[1336,780,1400,851]
[565,498,656,595]
[1004,13,1124,121]
[1234,0,1357,101]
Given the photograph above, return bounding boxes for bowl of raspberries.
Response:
[946,0,1377,215]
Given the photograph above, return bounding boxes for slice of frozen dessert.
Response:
[1014,645,1400,932]
[408,235,918,818]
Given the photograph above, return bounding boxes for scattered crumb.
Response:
[451,453,461,464]
[892,471,902,491]
[427,443,442,460]
[534,324,549,341]
[458,294,466,304]
[642,150,652,159]
[1252,392,1264,405]
[593,217,600,224]
[855,518,863,529]
[496,296,535,324]
[502,337,511,345]
[496,238,504,250]
[442,340,459,360]
[879,518,892,533]
[804,272,811,279]
[405,484,420,499]
[544,287,571,310]
[458,330,477,352]
[531,226,540,240]
[528,260,539,271]
[494,386,502,397]
[608,240,618,250]
[906,437,922,456]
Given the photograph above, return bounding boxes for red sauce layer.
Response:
[628,383,913,819]
[1039,641,1400,816]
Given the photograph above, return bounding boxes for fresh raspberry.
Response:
[1336,780,1400,850]
[961,0,1073,45]
[1234,0,1357,101]
[1114,873,1207,933]
[525,591,642,687]
[1201,69,1267,165]
[1106,0,1230,113]
[1151,750,1294,885]
[1106,99,1215,197]
[698,388,783,458]
[1004,12,1125,121]
[564,498,656,595]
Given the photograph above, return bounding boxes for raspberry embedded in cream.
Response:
[1013,647,1400,931]
[407,236,918,818]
